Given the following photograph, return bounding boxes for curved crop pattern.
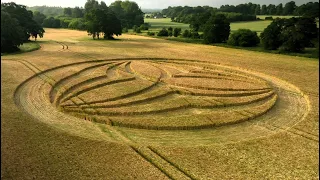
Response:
[14,58,310,145]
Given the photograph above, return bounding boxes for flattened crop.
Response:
[14,58,309,145]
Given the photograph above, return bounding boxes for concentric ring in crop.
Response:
[14,58,310,146]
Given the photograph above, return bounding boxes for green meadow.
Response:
[145,18,272,33]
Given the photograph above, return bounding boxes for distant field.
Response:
[230,21,272,33]
[257,15,299,19]
[141,18,317,58]
[145,16,314,34]
[231,17,318,32]
[145,18,271,33]
[144,18,190,31]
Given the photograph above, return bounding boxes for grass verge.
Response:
[19,41,41,52]
[1,41,41,56]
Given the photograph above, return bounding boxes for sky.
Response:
[1,0,319,9]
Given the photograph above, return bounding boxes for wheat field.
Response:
[1,28,318,179]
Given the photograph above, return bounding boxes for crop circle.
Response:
[15,58,309,145]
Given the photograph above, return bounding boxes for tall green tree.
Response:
[280,26,305,52]
[1,11,25,52]
[85,0,99,13]
[294,2,319,18]
[227,29,260,47]
[68,18,86,30]
[109,1,126,25]
[109,0,143,28]
[29,20,45,41]
[189,11,211,31]
[84,0,122,39]
[33,11,46,25]
[173,28,182,37]
[85,0,102,38]
[255,5,260,15]
[276,3,283,15]
[1,2,45,42]
[42,17,60,28]
[267,4,276,15]
[100,1,108,10]
[294,17,318,47]
[203,14,230,44]
[283,1,296,15]
[260,19,284,50]
[261,5,267,15]
[100,10,122,39]
[72,7,84,18]
[261,17,318,52]
[63,7,72,16]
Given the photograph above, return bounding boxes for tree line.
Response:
[163,1,319,16]
[83,0,144,39]
[161,1,319,25]
[27,6,64,17]
[219,1,319,17]
[29,0,144,33]
[162,6,255,24]
[148,13,318,56]
[29,6,85,29]
[1,0,144,52]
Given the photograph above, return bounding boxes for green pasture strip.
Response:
[230,20,271,33]
[19,41,41,52]
[145,17,317,33]
[1,41,40,56]
[145,18,271,33]
[145,18,190,30]
[256,15,299,19]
